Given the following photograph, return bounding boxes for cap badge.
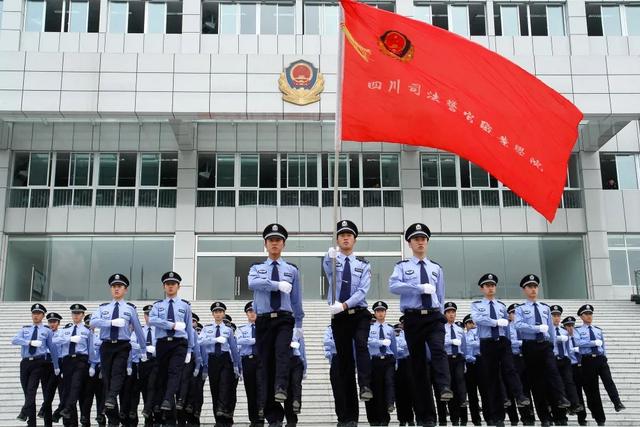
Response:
[272,225,278,231]
[529,275,534,280]
[115,274,120,280]
[342,220,347,226]
[416,224,422,230]
[169,272,174,278]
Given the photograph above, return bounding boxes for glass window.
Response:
[381,154,399,187]
[261,3,277,34]
[127,0,144,32]
[29,153,50,186]
[586,3,603,36]
[616,155,638,190]
[108,1,128,32]
[304,1,338,35]
[68,0,89,32]
[450,5,469,37]
[240,3,256,34]
[12,153,30,187]
[147,1,166,33]
[217,154,235,187]
[602,5,622,36]
[500,5,520,36]
[421,154,439,187]
[260,153,277,188]
[241,154,258,187]
[141,153,160,186]
[468,3,486,35]
[546,5,565,36]
[278,3,295,34]
[98,153,117,186]
[202,1,219,33]
[118,153,137,187]
[198,153,216,188]
[304,2,320,34]
[71,153,92,186]
[160,153,178,187]
[25,0,45,31]
[628,6,640,36]
[166,1,182,33]
[529,3,548,36]
[363,154,381,188]
[219,3,236,33]
[44,0,63,31]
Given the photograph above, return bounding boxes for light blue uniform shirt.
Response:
[464,328,480,362]
[90,329,102,367]
[149,297,195,350]
[50,329,64,361]
[199,322,241,372]
[89,300,146,350]
[53,322,94,359]
[235,323,257,357]
[509,322,523,355]
[575,324,607,357]
[291,335,307,374]
[389,256,445,312]
[367,322,398,358]
[552,325,572,358]
[444,323,466,356]
[12,323,59,369]
[567,332,581,364]
[514,300,556,345]
[323,326,336,361]
[396,330,410,360]
[322,252,371,308]
[470,298,510,339]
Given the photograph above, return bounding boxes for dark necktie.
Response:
[450,324,458,354]
[489,301,499,339]
[533,303,544,341]
[589,326,598,355]
[167,300,175,337]
[29,325,38,355]
[339,257,352,303]
[215,325,222,355]
[251,324,256,355]
[571,336,582,363]
[556,327,565,357]
[379,324,387,355]
[418,260,432,309]
[110,302,119,341]
[270,261,281,311]
[146,328,153,359]
[69,325,77,355]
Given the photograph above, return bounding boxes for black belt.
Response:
[104,339,129,345]
[158,336,186,343]
[404,308,440,315]
[333,306,367,318]
[23,355,46,361]
[523,339,548,344]
[372,355,393,360]
[258,311,292,319]
[242,354,256,359]
[64,353,88,359]
[586,353,602,358]
[448,354,462,359]
[556,355,569,361]
[480,337,504,342]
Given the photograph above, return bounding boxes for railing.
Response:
[421,188,582,209]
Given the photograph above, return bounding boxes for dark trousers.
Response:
[329,356,348,423]
[155,337,188,406]
[20,358,47,427]
[41,360,58,426]
[138,358,157,415]
[81,365,104,426]
[480,337,523,423]
[395,357,415,426]
[443,355,466,425]
[118,362,140,426]
[522,340,567,423]
[284,356,304,425]
[256,313,294,423]
[365,356,395,426]
[582,354,617,424]
[178,353,195,405]
[507,354,534,425]
[551,356,580,425]
[100,340,131,424]
[61,355,89,425]
[242,355,264,424]
[331,308,372,423]
[403,311,449,425]
[464,361,482,426]
[208,352,236,425]
[572,363,587,425]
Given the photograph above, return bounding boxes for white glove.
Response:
[558,335,569,343]
[140,354,147,362]
[329,302,345,315]
[538,324,549,334]
[69,335,81,343]
[111,318,126,328]
[54,368,60,376]
[30,340,43,347]
[215,336,227,344]
[327,246,339,259]
[451,338,462,346]
[247,338,256,345]
[496,319,509,327]
[193,367,200,377]
[89,367,95,377]
[130,341,141,350]
[146,345,156,354]
[278,281,292,294]
[174,321,186,331]
[185,352,192,364]
[126,367,132,376]
[381,339,391,347]
[290,341,301,349]
[420,283,436,294]
[573,347,580,353]
[593,339,603,347]
[294,327,304,339]
[234,367,240,378]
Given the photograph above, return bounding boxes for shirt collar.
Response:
[267,257,282,265]
[411,255,427,265]
[339,252,355,262]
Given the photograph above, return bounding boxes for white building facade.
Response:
[0,0,639,303]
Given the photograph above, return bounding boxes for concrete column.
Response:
[175,149,197,300]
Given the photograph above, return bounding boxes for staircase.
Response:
[1,300,639,426]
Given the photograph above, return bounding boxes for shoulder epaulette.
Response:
[592,325,602,330]
[44,325,51,329]
[154,299,162,304]
[182,299,191,305]
[65,323,73,328]
[471,300,481,304]
[539,302,549,307]
[23,325,30,328]
[287,262,299,270]
[126,302,136,308]
[250,262,262,268]
[396,259,409,265]
[356,256,369,264]
[99,302,109,306]
[496,300,506,306]
[430,259,442,267]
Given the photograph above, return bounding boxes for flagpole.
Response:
[331,3,345,306]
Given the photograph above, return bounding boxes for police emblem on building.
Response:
[279,60,325,106]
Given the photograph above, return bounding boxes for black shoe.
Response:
[274,388,287,402]
[141,408,151,419]
[37,407,45,419]
[516,396,531,407]
[96,414,106,424]
[80,416,90,426]
[570,403,584,414]
[185,403,194,414]
[597,423,605,426]
[104,397,117,410]
[175,399,184,411]
[459,400,468,408]
[360,386,373,401]
[216,409,233,418]
[388,403,395,413]
[60,408,72,419]
[557,397,571,409]
[503,399,511,408]
[292,400,301,414]
[52,409,62,423]
[440,388,454,401]
[615,402,626,412]
[258,408,265,419]
[16,409,27,422]
[160,400,173,411]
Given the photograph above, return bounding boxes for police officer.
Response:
[324,325,348,425]
[575,304,624,426]
[40,311,63,425]
[471,274,529,426]
[84,313,105,427]
[121,337,141,426]
[139,304,158,423]
[200,302,241,426]
[149,271,195,413]
[324,220,373,424]
[462,315,482,427]
[191,322,207,424]
[12,303,60,427]
[236,301,264,427]
[366,301,397,426]
[441,302,467,425]
[55,303,94,424]
[514,274,570,427]
[284,329,307,426]
[550,304,583,425]
[389,223,453,427]
[507,303,534,426]
[90,274,146,425]
[394,321,415,426]
[562,316,587,426]
[249,223,305,426]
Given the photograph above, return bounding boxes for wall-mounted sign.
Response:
[279,60,325,106]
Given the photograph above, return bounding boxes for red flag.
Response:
[339,0,582,221]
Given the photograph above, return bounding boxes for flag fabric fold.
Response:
[339,0,583,221]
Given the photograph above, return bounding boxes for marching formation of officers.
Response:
[11,221,625,427]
